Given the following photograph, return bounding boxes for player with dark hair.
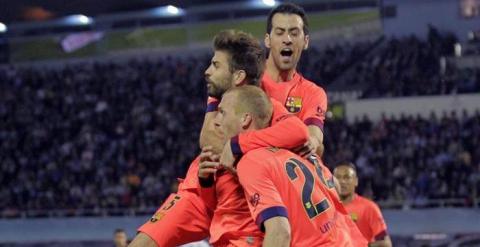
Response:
[215,3,368,246]
[129,29,308,247]
[334,162,393,247]
[220,2,326,166]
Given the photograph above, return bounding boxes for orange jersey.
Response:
[206,171,264,246]
[138,191,212,246]
[344,194,389,243]
[198,98,308,246]
[177,156,202,192]
[181,97,307,192]
[237,148,352,246]
[231,97,308,156]
[308,158,368,247]
[261,72,328,130]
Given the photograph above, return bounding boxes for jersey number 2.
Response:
[285,158,330,219]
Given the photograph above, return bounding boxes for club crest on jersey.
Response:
[350,212,358,222]
[285,96,302,113]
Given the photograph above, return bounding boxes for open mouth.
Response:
[280,48,293,57]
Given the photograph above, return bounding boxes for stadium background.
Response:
[0,0,479,246]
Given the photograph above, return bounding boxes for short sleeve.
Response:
[367,202,388,241]
[302,86,327,131]
[237,153,288,231]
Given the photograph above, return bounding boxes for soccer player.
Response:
[198,29,317,246]
[220,3,327,168]
[129,30,309,247]
[334,162,393,247]
[198,4,366,246]
[210,85,355,246]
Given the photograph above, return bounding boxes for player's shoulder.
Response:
[269,97,283,107]
[298,74,327,97]
[356,194,381,210]
[241,147,288,166]
[237,148,282,179]
[243,147,281,159]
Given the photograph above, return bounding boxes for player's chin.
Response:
[279,63,295,71]
[207,88,218,98]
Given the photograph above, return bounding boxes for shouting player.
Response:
[220,2,327,168]
[213,4,368,246]
[129,29,309,247]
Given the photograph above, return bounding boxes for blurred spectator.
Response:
[113,228,128,247]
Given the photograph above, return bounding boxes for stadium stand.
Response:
[1,30,479,217]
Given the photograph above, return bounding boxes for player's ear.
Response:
[241,113,253,130]
[233,70,246,86]
[264,33,271,49]
[303,34,309,50]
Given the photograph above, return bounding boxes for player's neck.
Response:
[265,58,296,82]
[340,193,355,204]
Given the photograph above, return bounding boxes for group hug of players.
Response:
[128,3,392,247]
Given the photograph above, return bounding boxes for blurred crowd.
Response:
[0,57,209,215]
[1,32,479,216]
[335,28,480,98]
[323,111,480,207]
[299,40,376,87]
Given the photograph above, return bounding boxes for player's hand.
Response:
[293,136,319,158]
[219,140,237,175]
[198,146,221,179]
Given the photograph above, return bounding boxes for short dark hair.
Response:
[114,228,125,234]
[334,161,357,175]
[266,3,309,35]
[213,30,265,86]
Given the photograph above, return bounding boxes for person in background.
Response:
[113,229,128,247]
[334,162,393,247]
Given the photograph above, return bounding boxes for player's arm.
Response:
[367,203,392,247]
[220,98,308,168]
[263,217,291,247]
[199,97,225,154]
[197,146,220,211]
[368,236,392,247]
[293,125,324,157]
[296,86,327,157]
[237,154,291,245]
[234,98,309,151]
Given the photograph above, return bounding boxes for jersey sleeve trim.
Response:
[255,206,288,231]
[304,117,324,132]
[230,135,243,156]
[206,101,219,113]
[374,230,388,241]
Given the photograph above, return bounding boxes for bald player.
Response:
[209,86,357,246]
